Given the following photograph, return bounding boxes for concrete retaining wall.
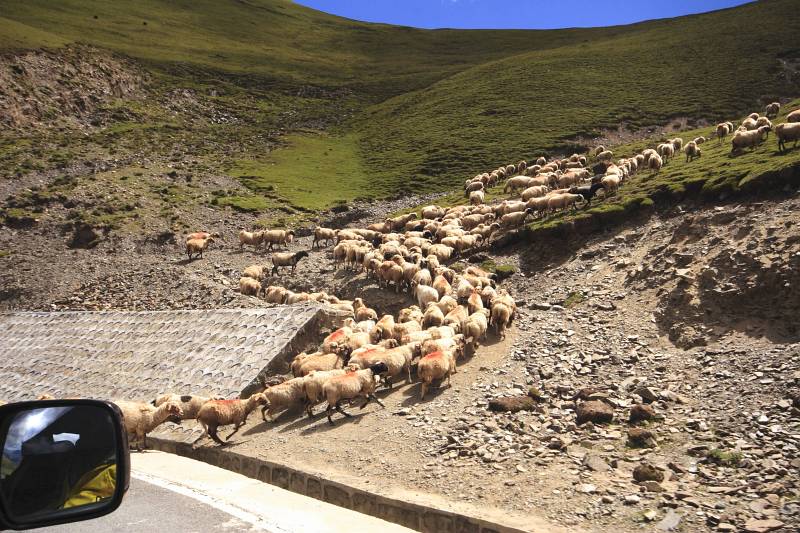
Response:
[149,437,557,533]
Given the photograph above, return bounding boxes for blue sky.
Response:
[293,0,752,29]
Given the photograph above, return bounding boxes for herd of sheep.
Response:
[34,102,799,451]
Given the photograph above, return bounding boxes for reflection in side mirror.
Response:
[0,400,129,530]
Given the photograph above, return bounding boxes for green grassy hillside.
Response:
[358,0,800,193]
[1,0,799,220]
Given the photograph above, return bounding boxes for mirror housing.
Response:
[0,400,130,530]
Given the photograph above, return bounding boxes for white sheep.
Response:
[192,394,267,446]
[716,123,731,142]
[648,153,663,173]
[423,302,445,328]
[238,230,263,250]
[731,126,769,153]
[264,285,289,304]
[116,400,183,451]
[596,150,613,162]
[776,122,800,152]
[657,143,675,162]
[313,227,338,248]
[788,109,800,123]
[239,277,261,297]
[684,141,701,162]
[421,205,446,219]
[415,283,439,311]
[469,190,485,205]
[262,229,295,251]
[302,368,352,416]
[490,302,513,339]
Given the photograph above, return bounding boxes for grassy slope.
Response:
[0,0,603,99]
[1,0,799,221]
[358,0,800,194]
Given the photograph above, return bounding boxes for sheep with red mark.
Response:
[186,237,214,260]
[151,394,218,420]
[260,378,307,422]
[322,363,388,425]
[418,350,458,399]
[192,394,267,447]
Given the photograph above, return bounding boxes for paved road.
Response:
[33,451,413,533]
[32,477,262,532]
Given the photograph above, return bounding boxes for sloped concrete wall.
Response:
[0,305,334,403]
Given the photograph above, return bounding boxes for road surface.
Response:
[33,451,414,532]
[33,476,258,532]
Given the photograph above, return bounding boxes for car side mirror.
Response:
[0,400,130,530]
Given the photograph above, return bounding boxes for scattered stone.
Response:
[488,395,536,413]
[527,387,544,402]
[629,403,656,424]
[628,427,656,448]
[656,510,683,531]
[633,463,664,483]
[643,510,658,521]
[743,519,785,533]
[624,495,641,505]
[633,385,658,403]
[583,454,609,472]
[641,481,665,492]
[579,483,597,494]
[576,400,614,425]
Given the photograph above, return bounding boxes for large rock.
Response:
[488,395,537,413]
[576,400,614,425]
[633,463,664,482]
[628,427,656,448]
[629,403,656,424]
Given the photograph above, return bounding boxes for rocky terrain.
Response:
[2,148,799,532]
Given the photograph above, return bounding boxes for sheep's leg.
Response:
[226,423,242,441]
[261,405,270,422]
[192,430,208,447]
[326,404,336,425]
[369,394,385,408]
[420,382,428,399]
[208,425,225,446]
[335,401,352,417]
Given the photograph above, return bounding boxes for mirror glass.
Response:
[0,405,119,523]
